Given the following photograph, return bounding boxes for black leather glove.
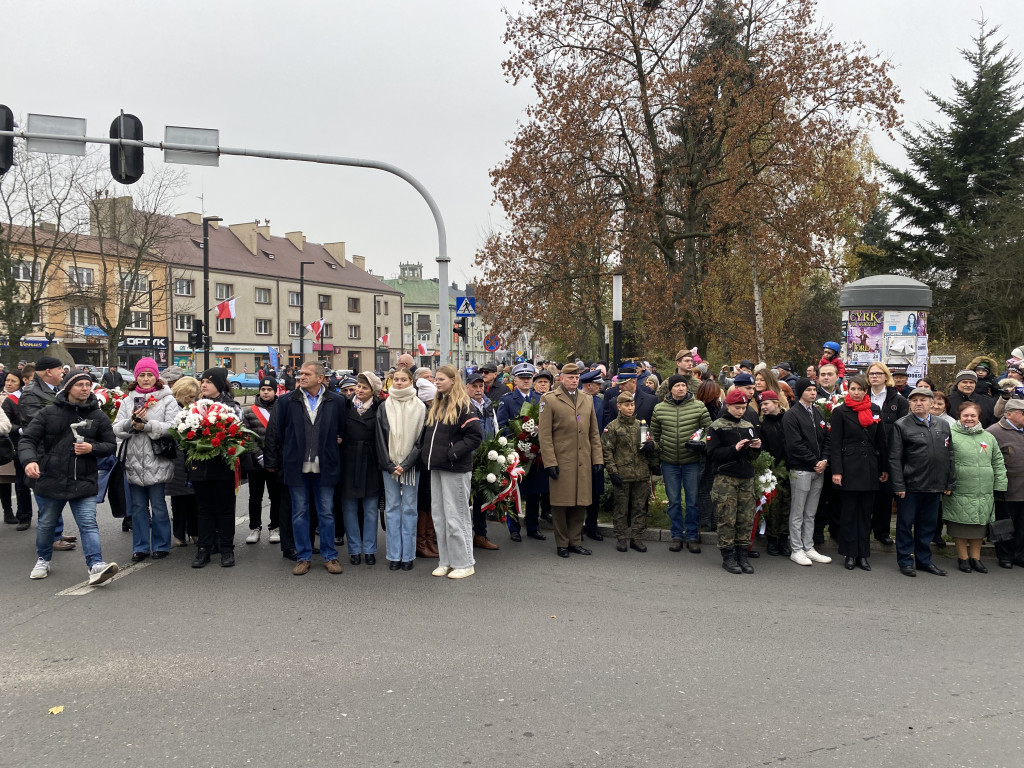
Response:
[547,466,559,480]
[609,473,623,488]
[640,441,655,454]
[592,464,604,474]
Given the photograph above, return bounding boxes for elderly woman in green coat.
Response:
[946,401,1007,573]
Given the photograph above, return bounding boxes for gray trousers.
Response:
[430,470,475,569]
[789,469,824,552]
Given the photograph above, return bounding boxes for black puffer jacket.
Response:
[758,410,787,465]
[19,375,57,428]
[423,402,483,473]
[18,391,116,499]
[243,396,277,445]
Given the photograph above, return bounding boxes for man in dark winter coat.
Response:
[947,370,996,428]
[264,362,347,576]
[100,364,124,390]
[243,377,282,544]
[603,365,656,425]
[19,371,118,585]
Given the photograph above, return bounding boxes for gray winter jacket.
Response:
[113,386,181,486]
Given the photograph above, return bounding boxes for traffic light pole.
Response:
[0,126,453,364]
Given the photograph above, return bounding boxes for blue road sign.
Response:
[455,297,476,317]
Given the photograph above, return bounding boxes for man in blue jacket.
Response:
[265,362,347,576]
[496,363,538,432]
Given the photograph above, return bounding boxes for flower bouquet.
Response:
[814,390,846,420]
[508,401,541,473]
[169,399,256,469]
[472,433,526,523]
[751,451,788,537]
[92,386,127,423]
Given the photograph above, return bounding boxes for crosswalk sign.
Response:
[455,297,476,317]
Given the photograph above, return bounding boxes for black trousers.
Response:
[994,499,1024,564]
[171,494,198,540]
[871,479,895,540]
[248,469,281,530]
[472,495,487,538]
[193,477,237,552]
[509,493,546,535]
[12,455,34,523]
[838,490,875,558]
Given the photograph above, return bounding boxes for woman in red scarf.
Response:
[829,375,889,571]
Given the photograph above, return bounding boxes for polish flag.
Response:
[216,298,236,320]
[306,318,325,340]
[417,342,428,356]
[377,334,390,347]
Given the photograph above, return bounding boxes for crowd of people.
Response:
[4,342,1024,584]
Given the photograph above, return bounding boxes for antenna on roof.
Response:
[264,219,270,226]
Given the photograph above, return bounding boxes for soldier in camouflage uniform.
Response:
[602,393,659,552]
[707,390,762,574]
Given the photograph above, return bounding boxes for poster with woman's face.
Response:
[884,310,927,337]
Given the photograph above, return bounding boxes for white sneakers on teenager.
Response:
[790,550,812,566]
[268,528,280,544]
[805,548,832,564]
[245,528,261,544]
[30,558,51,579]
[88,561,118,586]
[447,566,475,580]
[431,565,452,577]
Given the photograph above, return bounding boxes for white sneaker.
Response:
[245,528,261,544]
[88,561,118,586]
[447,566,475,580]
[805,548,832,564]
[431,565,452,577]
[790,550,813,566]
[30,558,51,579]
[268,528,280,544]
[173,537,187,548]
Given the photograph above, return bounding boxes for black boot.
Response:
[191,548,211,568]
[721,547,742,574]
[221,550,235,568]
[766,536,781,556]
[777,536,791,556]
[735,545,754,574]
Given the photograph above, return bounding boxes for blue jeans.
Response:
[288,474,337,562]
[129,483,171,554]
[662,462,701,541]
[895,492,940,568]
[382,471,418,563]
[342,495,379,555]
[36,495,103,568]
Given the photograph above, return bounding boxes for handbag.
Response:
[0,435,14,465]
[100,442,129,519]
[151,434,177,460]
[988,517,1014,542]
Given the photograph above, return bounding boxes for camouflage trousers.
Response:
[712,474,755,549]
[765,480,791,538]
[612,480,649,540]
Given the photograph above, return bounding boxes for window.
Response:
[348,324,360,340]
[404,313,412,325]
[121,272,148,292]
[288,321,302,337]
[215,283,233,301]
[254,287,272,304]
[318,294,331,310]
[127,311,149,330]
[375,299,390,315]
[31,305,42,325]
[321,323,333,339]
[288,291,301,307]
[12,261,40,282]
[175,278,194,296]
[68,267,94,288]
[383,300,389,316]
[175,314,194,332]
[417,314,431,332]
[68,307,93,327]
[217,317,234,333]
[348,297,360,312]
[255,319,271,335]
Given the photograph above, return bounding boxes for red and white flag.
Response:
[306,318,325,340]
[216,298,236,320]
[377,333,390,347]
[417,342,429,356]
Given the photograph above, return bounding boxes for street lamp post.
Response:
[147,279,157,367]
[298,261,315,364]
[202,215,222,370]
[372,293,384,372]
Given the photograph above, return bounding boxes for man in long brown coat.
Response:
[538,363,604,557]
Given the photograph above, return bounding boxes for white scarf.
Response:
[384,384,425,485]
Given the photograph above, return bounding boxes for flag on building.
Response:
[216,298,236,320]
[306,318,325,340]
[377,334,390,347]
[417,342,429,356]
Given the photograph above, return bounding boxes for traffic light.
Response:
[453,318,467,341]
[109,113,144,185]
[189,319,205,349]
[0,105,13,177]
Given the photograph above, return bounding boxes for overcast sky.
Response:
[6,1,1023,287]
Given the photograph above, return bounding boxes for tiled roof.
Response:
[384,277,456,307]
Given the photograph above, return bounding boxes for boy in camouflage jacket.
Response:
[602,392,659,552]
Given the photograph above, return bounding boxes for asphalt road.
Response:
[1,488,1022,768]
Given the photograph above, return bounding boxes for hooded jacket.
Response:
[968,355,1001,398]
[112,385,181,486]
[18,391,116,499]
[650,393,711,466]
[423,402,483,473]
[944,422,1006,525]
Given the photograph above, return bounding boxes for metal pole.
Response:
[201,216,220,370]
[299,261,314,365]
[612,274,623,375]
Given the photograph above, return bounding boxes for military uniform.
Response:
[602,413,658,545]
[707,411,761,572]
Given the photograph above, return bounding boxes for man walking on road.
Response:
[888,387,955,577]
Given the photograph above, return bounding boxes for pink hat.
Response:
[134,357,159,379]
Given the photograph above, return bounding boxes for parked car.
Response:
[227,371,261,389]
[75,364,101,383]
[116,367,136,384]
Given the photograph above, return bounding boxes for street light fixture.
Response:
[202,215,222,370]
[299,261,315,364]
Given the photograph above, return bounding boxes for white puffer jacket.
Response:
[113,386,181,486]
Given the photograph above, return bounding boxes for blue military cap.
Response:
[580,369,602,384]
[512,362,536,377]
[617,363,637,380]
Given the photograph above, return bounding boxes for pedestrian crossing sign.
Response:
[455,297,476,317]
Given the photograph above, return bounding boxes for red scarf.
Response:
[846,394,876,428]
